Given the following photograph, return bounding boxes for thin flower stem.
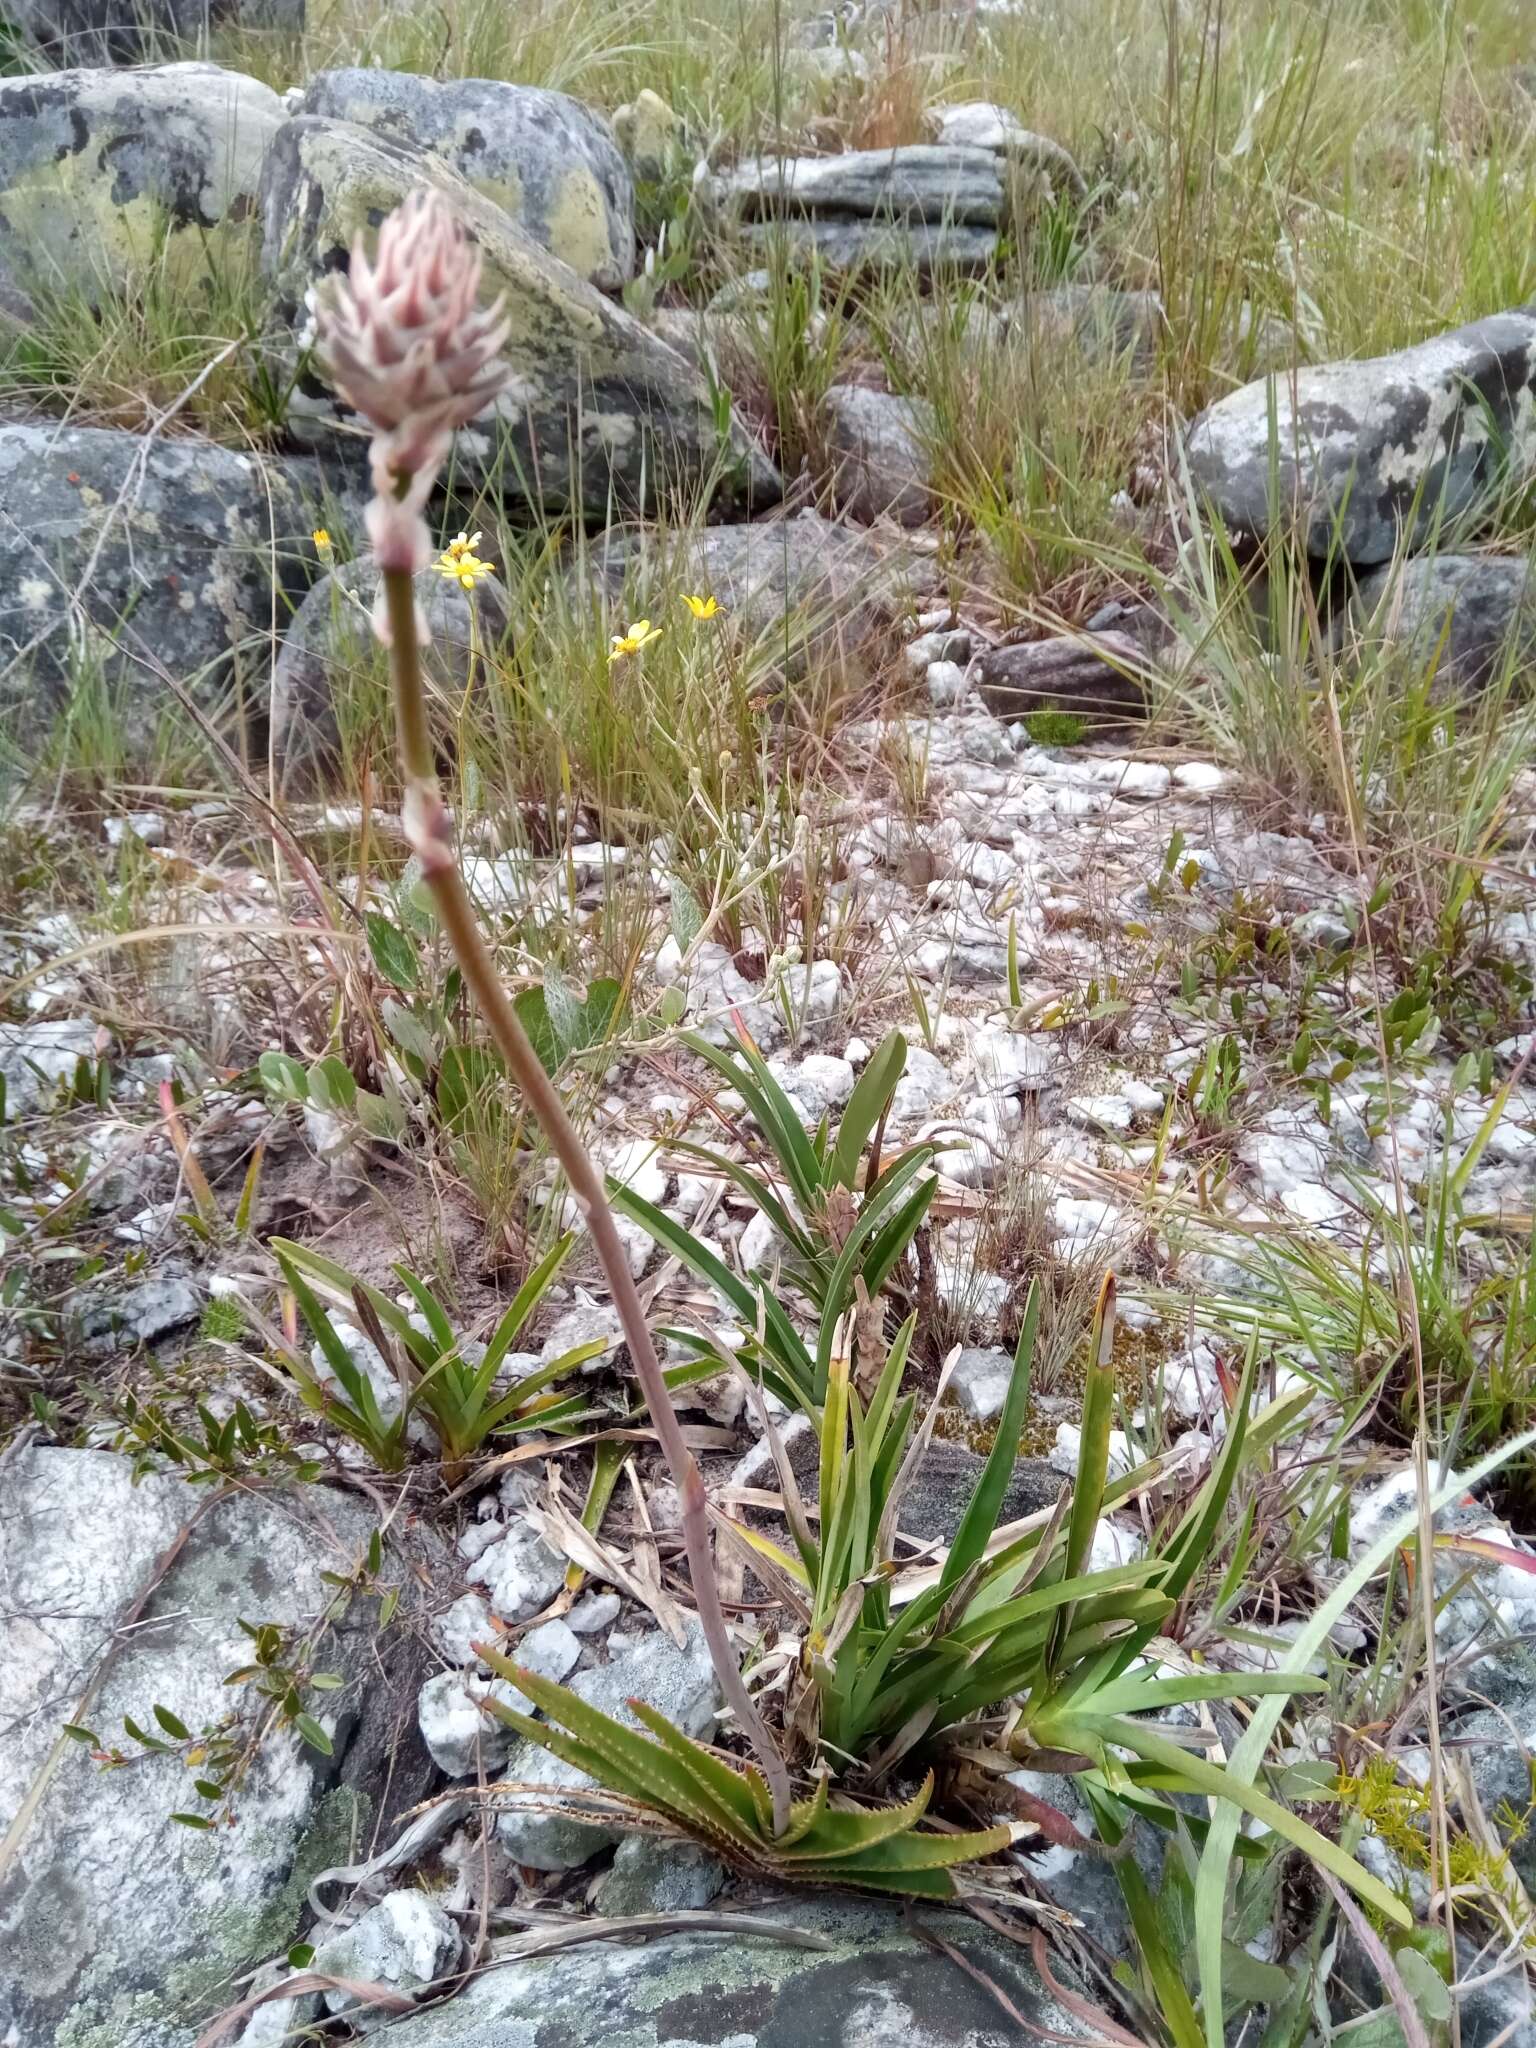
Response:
[381,563,792,1837]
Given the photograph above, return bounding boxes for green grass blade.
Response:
[1190,1421,1536,2048]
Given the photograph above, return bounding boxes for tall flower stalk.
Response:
[316,189,791,1834]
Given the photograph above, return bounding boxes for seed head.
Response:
[317,187,510,484]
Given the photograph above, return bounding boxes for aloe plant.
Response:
[702,1276,1411,1930]
[610,1025,938,1413]
[267,1233,606,1482]
[478,1657,1014,1898]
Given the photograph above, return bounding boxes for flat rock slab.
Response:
[1352,552,1536,690]
[374,1894,1098,2046]
[298,70,635,290]
[1184,309,1536,563]
[0,422,336,747]
[0,63,284,305]
[744,215,999,275]
[262,116,780,522]
[712,144,1006,224]
[931,103,1086,198]
[0,1447,430,2046]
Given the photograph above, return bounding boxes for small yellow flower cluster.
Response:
[607,594,724,662]
[436,530,496,592]
[312,528,332,556]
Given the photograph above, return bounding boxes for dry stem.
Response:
[383,561,792,1836]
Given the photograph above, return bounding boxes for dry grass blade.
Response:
[195,1972,416,2047]
[525,1487,688,1647]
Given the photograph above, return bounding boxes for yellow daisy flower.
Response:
[436,537,496,591]
[681,592,722,619]
[608,618,663,661]
[312,528,332,556]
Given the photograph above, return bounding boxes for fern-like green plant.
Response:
[478,1657,1014,1898]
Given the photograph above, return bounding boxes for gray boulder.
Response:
[496,1621,717,1871]
[272,555,510,780]
[823,383,936,526]
[612,88,686,183]
[310,1890,462,2034]
[579,508,933,670]
[711,145,1006,224]
[1012,285,1166,369]
[1184,310,1536,562]
[360,1895,1099,2046]
[593,1836,725,1916]
[0,422,337,748]
[0,1446,433,2047]
[975,627,1156,726]
[0,63,284,307]
[947,1346,1016,1424]
[0,1014,98,1116]
[1352,552,1536,690]
[260,116,780,521]
[417,1670,526,1779]
[297,71,635,290]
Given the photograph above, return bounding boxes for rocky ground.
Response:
[2,0,1536,2044]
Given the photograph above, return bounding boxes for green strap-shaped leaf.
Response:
[681,1029,824,1214]
[1068,1670,1326,1719]
[864,1313,916,1456]
[607,1183,816,1404]
[393,1265,457,1357]
[942,1560,1164,1652]
[804,1816,1013,1874]
[661,1141,820,1270]
[1115,1856,1205,2048]
[275,1251,387,1439]
[939,1280,1040,1598]
[1092,1715,1409,1929]
[856,1174,939,1310]
[829,1030,907,1190]
[478,1233,578,1378]
[271,1237,436,1368]
[472,1337,610,1434]
[813,1162,935,1398]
